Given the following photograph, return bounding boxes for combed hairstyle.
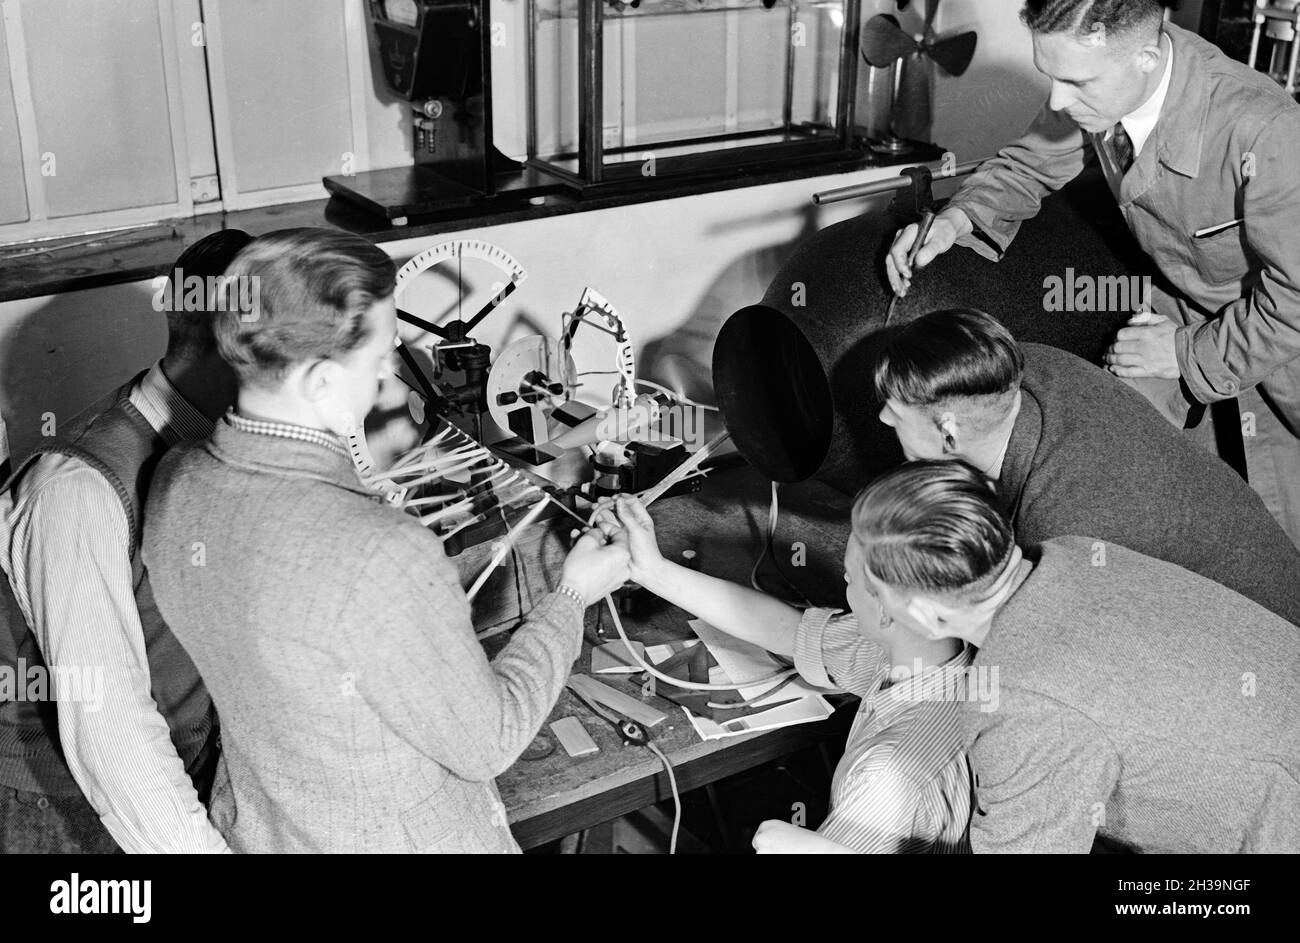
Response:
[872,308,1024,408]
[213,228,396,387]
[1021,0,1175,38]
[164,229,254,360]
[851,460,1014,599]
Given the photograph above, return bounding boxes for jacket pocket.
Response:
[1188,224,1247,286]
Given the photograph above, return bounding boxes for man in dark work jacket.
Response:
[871,308,1300,627]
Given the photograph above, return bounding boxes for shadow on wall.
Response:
[636,57,1052,408]
[0,281,165,463]
[638,201,826,406]
[933,60,1049,165]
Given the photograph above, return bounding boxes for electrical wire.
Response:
[634,378,720,412]
[645,741,680,855]
[604,595,796,691]
[749,481,812,607]
[705,672,801,710]
[466,497,549,601]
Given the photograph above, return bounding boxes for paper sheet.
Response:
[684,619,833,740]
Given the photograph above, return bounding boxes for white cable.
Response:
[466,497,549,601]
[645,741,680,855]
[634,378,720,412]
[603,595,796,691]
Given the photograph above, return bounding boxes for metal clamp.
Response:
[888,164,935,219]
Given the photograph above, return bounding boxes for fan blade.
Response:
[927,29,977,77]
[862,14,918,68]
[891,52,933,143]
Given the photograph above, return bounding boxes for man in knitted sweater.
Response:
[143,229,629,852]
[845,460,1300,852]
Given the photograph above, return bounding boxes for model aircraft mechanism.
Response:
[348,237,719,551]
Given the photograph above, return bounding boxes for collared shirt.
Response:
[1096,34,1174,200]
[1118,31,1174,159]
[0,361,230,853]
[793,608,974,854]
[225,409,351,459]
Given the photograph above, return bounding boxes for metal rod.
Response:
[837,0,863,150]
[782,1,795,133]
[1288,19,1300,94]
[526,0,538,161]
[812,159,984,205]
[579,0,604,184]
[1249,7,1265,69]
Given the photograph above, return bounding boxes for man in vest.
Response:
[0,229,252,852]
[886,0,1300,547]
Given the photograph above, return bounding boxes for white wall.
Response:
[0,0,1047,463]
[933,0,1047,164]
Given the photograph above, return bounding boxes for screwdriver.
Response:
[884,209,937,327]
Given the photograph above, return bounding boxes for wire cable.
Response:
[705,672,801,710]
[749,481,811,607]
[645,741,680,855]
[604,595,795,691]
[634,378,721,412]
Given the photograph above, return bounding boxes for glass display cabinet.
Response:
[326,0,867,221]
[528,0,863,187]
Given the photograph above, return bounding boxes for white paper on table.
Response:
[684,619,833,740]
[645,639,699,664]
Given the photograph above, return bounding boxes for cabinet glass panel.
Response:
[530,0,850,182]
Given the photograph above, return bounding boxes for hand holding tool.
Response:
[885,208,937,326]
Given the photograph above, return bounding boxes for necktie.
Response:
[1110,122,1134,176]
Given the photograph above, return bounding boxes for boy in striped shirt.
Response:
[597,488,975,854]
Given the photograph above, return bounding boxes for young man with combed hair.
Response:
[1,229,253,853]
[142,228,630,853]
[847,459,1300,853]
[872,308,1300,629]
[885,0,1300,546]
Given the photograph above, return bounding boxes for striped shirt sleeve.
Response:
[793,606,886,696]
[816,744,937,853]
[5,454,230,853]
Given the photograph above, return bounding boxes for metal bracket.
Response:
[888,164,934,220]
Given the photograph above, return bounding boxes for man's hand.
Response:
[1104,312,1180,380]
[592,494,662,584]
[558,525,630,605]
[885,207,973,296]
[752,819,854,854]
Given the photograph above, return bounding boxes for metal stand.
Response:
[1248,0,1300,95]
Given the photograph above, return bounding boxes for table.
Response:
[459,465,859,850]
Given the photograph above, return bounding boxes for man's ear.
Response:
[299,358,335,404]
[1133,33,1163,74]
[905,595,958,641]
[938,411,960,454]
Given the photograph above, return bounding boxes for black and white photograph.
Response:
[0,0,1293,920]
